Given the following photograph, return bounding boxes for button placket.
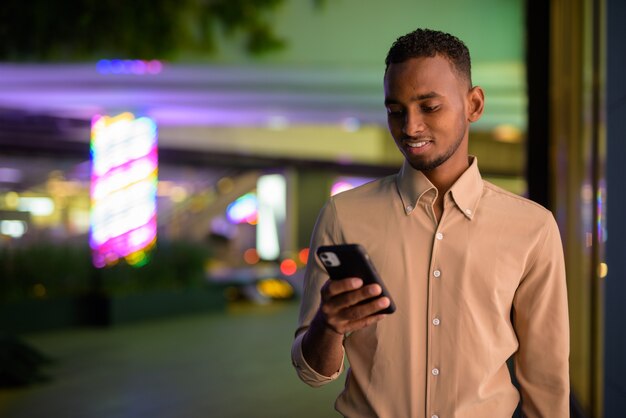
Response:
[428,218,445,416]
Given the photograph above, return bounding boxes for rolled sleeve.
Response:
[291,199,347,387]
[291,331,345,387]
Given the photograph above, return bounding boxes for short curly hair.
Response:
[385,28,472,86]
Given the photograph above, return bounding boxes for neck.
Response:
[423,158,470,197]
[426,164,467,224]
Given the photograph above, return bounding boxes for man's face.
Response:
[384,55,480,173]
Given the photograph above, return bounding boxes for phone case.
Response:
[316,244,396,314]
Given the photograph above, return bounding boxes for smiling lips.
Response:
[404,138,433,149]
[406,141,429,148]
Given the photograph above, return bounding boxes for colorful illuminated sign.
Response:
[90,113,158,268]
[226,193,258,224]
[96,59,163,75]
[256,174,286,260]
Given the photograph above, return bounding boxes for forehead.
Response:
[384,55,464,97]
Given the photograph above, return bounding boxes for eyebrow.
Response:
[384,91,442,105]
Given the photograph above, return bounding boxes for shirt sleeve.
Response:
[291,330,345,387]
[513,212,570,417]
[291,198,346,387]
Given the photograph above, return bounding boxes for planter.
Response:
[0,297,87,334]
[0,286,227,334]
[84,287,227,326]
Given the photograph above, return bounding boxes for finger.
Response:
[325,295,390,331]
[363,283,383,298]
[322,277,363,299]
[338,311,388,335]
[321,296,391,335]
[341,295,391,320]
[326,283,383,310]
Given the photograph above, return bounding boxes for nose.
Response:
[402,109,425,137]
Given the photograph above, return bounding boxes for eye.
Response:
[386,107,405,117]
[421,105,440,113]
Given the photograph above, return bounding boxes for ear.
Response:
[466,86,485,123]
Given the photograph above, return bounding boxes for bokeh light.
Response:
[330,176,374,196]
[97,59,163,75]
[298,248,309,264]
[243,248,260,265]
[256,278,294,299]
[226,193,258,224]
[90,113,158,268]
[280,258,298,276]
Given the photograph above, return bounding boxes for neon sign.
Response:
[256,174,286,260]
[226,193,258,224]
[90,113,158,268]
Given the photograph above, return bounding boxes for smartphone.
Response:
[316,244,396,314]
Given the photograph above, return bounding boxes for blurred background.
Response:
[0,0,624,417]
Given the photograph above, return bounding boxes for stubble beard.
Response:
[406,130,466,172]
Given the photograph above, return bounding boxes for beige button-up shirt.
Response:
[291,157,569,418]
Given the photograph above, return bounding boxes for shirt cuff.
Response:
[291,331,345,387]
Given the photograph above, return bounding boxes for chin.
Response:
[407,156,449,172]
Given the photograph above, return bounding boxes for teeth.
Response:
[407,141,428,148]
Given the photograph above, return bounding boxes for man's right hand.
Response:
[316,277,391,335]
[300,278,391,377]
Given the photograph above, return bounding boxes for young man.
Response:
[291,28,569,417]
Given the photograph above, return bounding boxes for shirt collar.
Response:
[396,156,483,219]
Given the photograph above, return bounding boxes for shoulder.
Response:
[481,180,552,218]
[479,180,557,238]
[479,182,563,267]
[327,174,401,227]
[331,174,398,206]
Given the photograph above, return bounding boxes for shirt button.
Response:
[432,318,440,326]
[432,368,439,376]
[406,205,413,212]
[432,415,439,418]
[465,208,472,215]
[433,270,441,278]
[436,232,443,240]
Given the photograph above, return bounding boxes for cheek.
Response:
[431,110,463,132]
[387,118,403,137]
